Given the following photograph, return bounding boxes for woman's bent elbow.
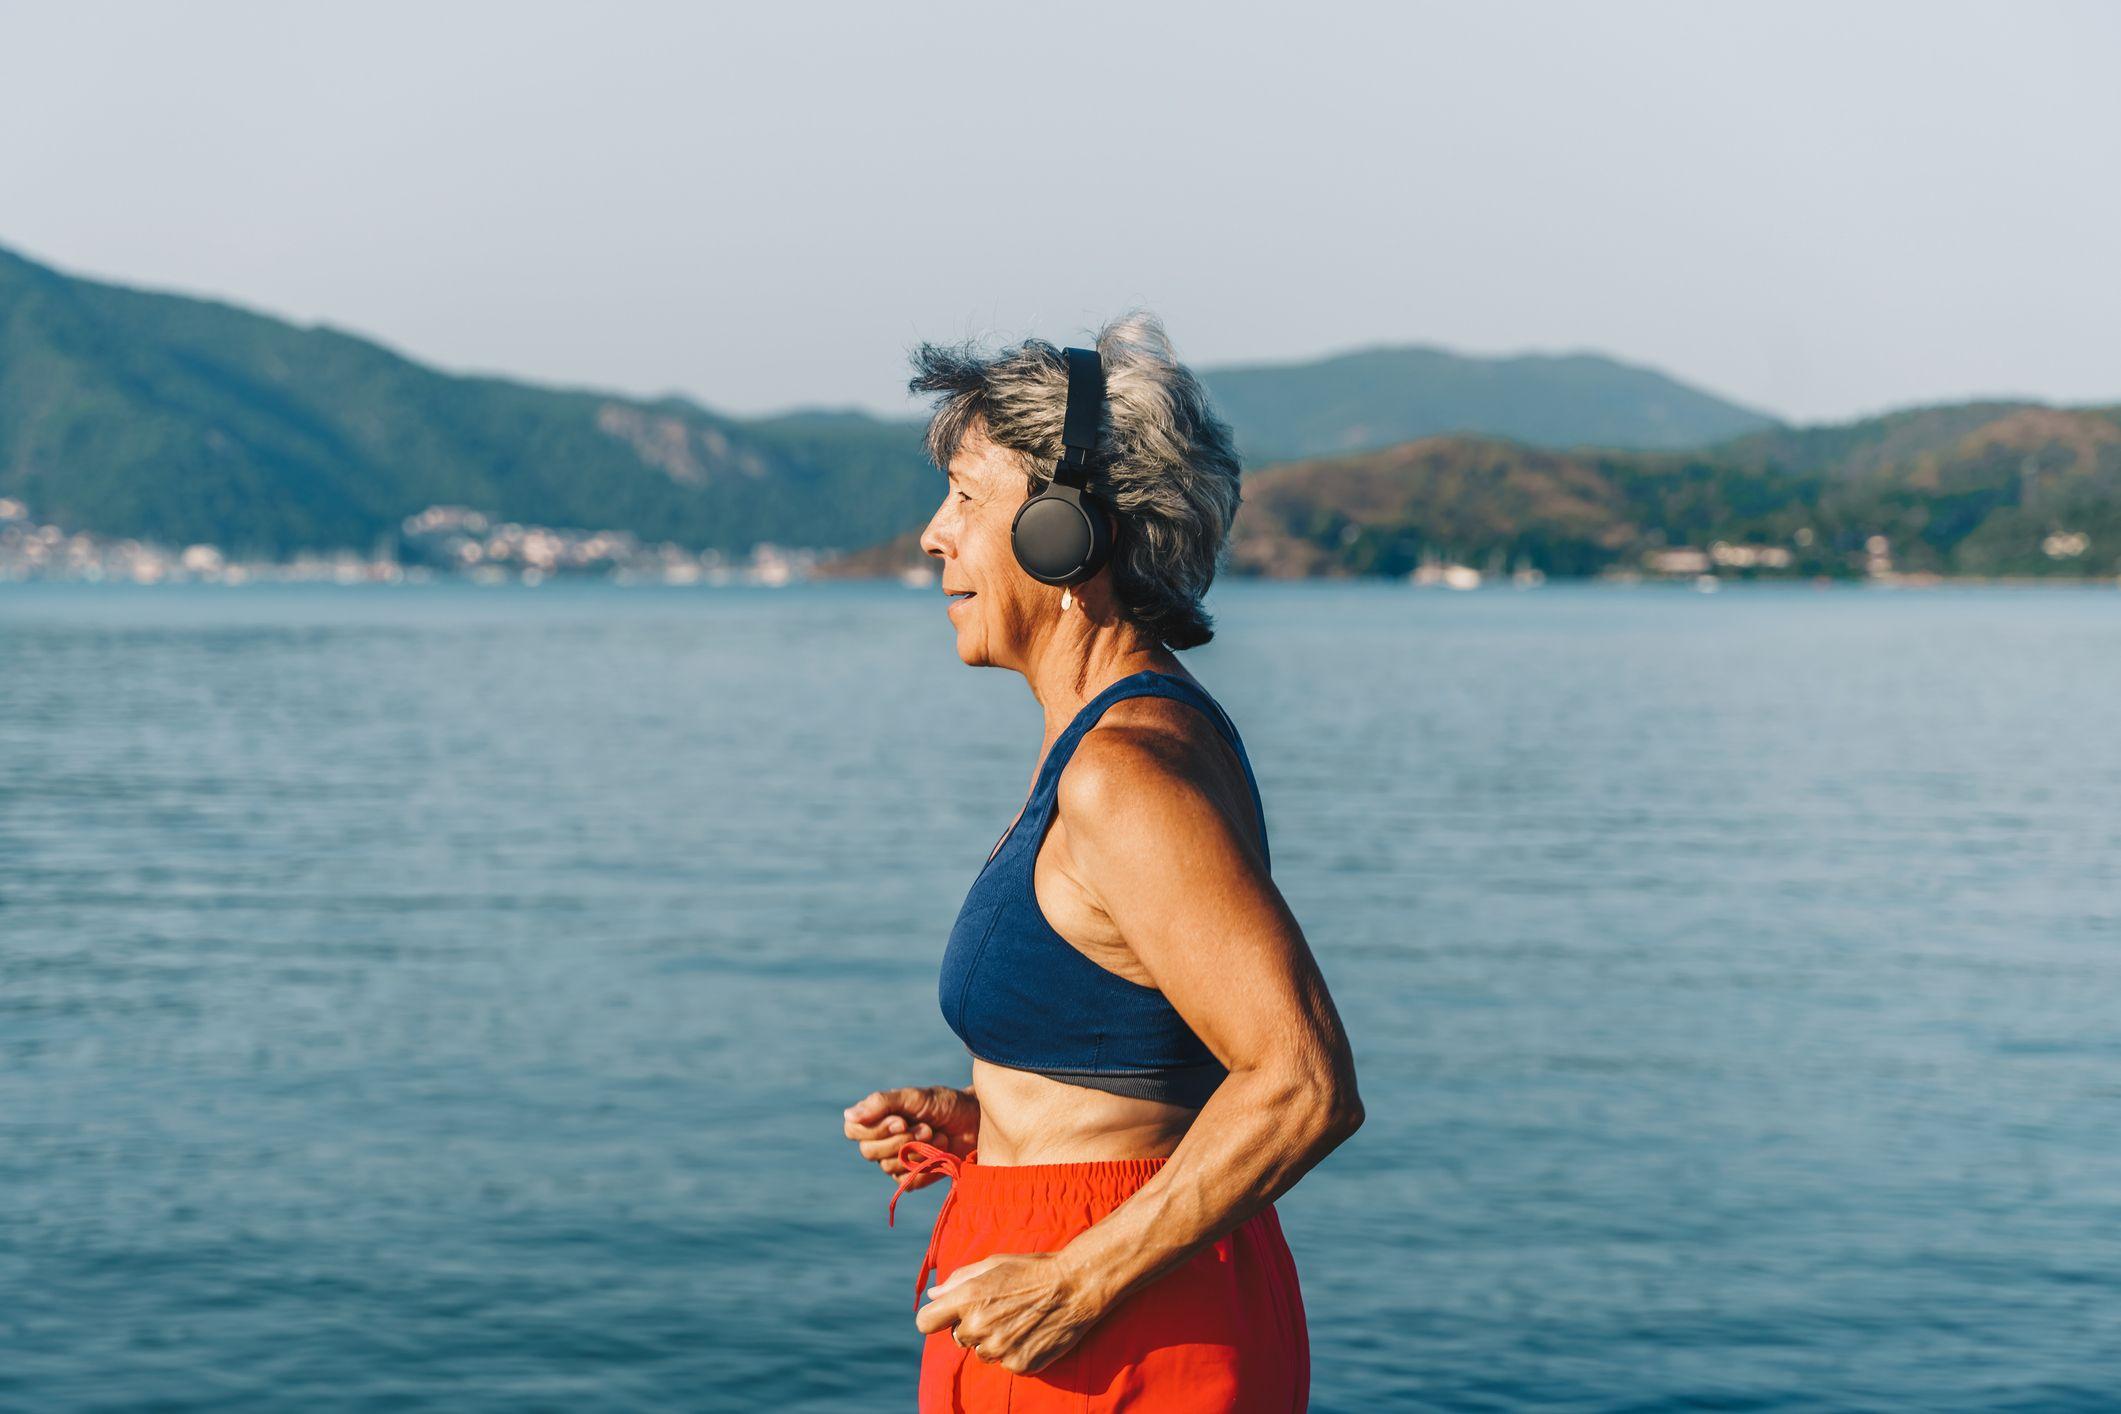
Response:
[1296,1075,1364,1151]
[1326,1092,1365,1145]
[1245,1062,1363,1150]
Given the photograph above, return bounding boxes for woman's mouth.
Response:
[945,590,976,613]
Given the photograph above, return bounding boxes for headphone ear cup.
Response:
[1013,485,1107,586]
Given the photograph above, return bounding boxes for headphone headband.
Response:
[1055,346,1105,486]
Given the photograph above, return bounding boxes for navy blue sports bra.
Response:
[938,670,1268,1108]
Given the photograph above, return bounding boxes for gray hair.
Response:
[905,310,1243,650]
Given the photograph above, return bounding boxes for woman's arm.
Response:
[1043,724,1365,1311]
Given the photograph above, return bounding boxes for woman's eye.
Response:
[956,491,971,503]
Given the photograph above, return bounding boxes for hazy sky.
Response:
[4,1,2116,425]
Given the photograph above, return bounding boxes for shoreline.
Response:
[7,570,2119,592]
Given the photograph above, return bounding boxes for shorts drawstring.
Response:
[888,1139,978,1310]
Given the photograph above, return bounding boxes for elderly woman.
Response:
[842,312,1363,1412]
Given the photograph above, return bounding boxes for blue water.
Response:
[3,580,2119,1411]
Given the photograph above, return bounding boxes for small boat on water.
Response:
[1411,552,1482,590]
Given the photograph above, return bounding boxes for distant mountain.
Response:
[1790,404,2121,575]
[1224,403,2121,579]
[0,244,936,557]
[1201,346,1779,463]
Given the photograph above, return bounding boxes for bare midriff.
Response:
[968,1055,1201,1165]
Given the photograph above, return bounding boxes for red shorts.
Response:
[889,1143,1309,1412]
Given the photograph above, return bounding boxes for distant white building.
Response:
[1645,548,1711,576]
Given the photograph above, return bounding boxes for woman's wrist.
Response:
[1052,1232,1123,1321]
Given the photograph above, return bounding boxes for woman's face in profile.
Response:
[919,426,1040,669]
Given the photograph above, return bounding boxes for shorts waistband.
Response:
[951,1152,1167,1202]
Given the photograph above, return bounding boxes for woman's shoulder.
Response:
[1065,694,1204,788]
[1052,691,1256,846]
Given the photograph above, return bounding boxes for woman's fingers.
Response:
[845,1087,932,1128]
[844,1111,914,1142]
[858,1124,933,1164]
[842,1095,937,1169]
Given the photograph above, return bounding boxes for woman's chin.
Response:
[949,621,1006,668]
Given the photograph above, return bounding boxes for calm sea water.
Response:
[3,580,2119,1412]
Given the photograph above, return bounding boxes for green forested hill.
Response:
[1789,405,2121,575]
[0,244,936,556]
[1224,405,2121,579]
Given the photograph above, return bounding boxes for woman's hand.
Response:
[843,1085,980,1187]
[914,1251,1098,1375]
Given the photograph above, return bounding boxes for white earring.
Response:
[1060,587,1074,613]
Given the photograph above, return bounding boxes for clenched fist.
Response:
[842,1085,981,1188]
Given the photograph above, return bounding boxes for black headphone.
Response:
[1009,346,1115,587]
